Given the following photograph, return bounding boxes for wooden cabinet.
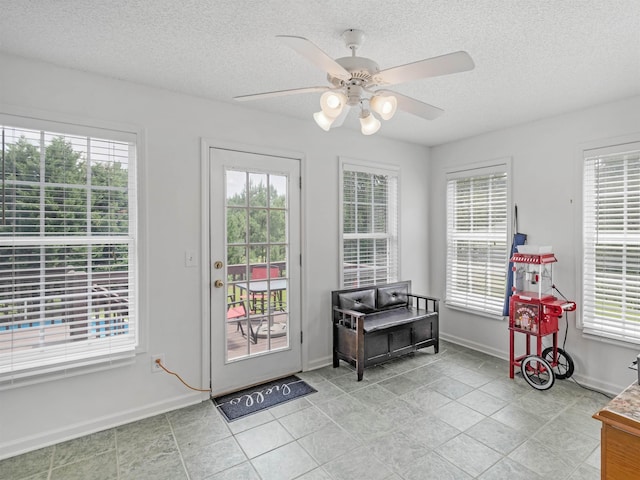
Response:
[593,382,640,479]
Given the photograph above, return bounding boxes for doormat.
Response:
[212,375,316,422]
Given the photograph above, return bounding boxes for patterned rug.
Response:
[212,375,316,422]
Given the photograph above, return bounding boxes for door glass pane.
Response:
[248,209,267,243]
[270,175,287,208]
[226,170,246,206]
[225,168,289,361]
[249,173,267,207]
[226,208,246,244]
[269,210,286,243]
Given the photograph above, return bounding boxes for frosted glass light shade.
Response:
[313,111,335,131]
[370,94,397,120]
[360,111,381,135]
[320,91,347,118]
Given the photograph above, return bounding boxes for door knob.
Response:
[214,280,224,288]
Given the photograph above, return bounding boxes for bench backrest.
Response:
[331,281,412,321]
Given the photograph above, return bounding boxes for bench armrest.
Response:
[333,306,366,329]
[407,293,440,313]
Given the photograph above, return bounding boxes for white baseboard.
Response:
[570,372,623,397]
[440,332,508,361]
[440,332,624,396]
[0,391,208,460]
[305,355,332,372]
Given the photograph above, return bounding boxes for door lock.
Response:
[214,279,224,288]
[214,261,223,269]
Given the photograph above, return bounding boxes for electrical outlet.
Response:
[151,354,165,373]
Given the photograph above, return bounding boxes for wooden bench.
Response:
[332,281,439,381]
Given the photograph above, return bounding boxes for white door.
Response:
[210,147,301,396]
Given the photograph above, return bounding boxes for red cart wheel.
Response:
[520,355,555,390]
[541,347,575,380]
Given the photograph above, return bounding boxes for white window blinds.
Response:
[0,122,138,383]
[583,142,640,343]
[341,161,399,288]
[446,165,508,315]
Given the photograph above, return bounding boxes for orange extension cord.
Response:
[155,358,211,393]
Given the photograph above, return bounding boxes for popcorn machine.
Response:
[508,248,576,390]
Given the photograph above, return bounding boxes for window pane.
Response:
[0,123,137,381]
[446,169,508,315]
[341,163,398,288]
[44,186,87,235]
[0,185,40,236]
[583,144,640,343]
[373,204,387,233]
[44,134,87,185]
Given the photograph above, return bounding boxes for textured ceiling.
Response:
[1,0,639,146]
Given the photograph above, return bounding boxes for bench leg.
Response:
[434,341,439,354]
[333,350,339,368]
[356,322,365,381]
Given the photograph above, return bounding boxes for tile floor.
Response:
[1,341,610,480]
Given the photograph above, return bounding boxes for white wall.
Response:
[0,53,430,458]
[429,95,640,395]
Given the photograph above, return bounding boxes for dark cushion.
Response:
[363,307,436,333]
[377,284,408,309]
[338,289,376,313]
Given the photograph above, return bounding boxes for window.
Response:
[446,162,509,315]
[340,159,399,288]
[0,120,138,383]
[582,142,640,343]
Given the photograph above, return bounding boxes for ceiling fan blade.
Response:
[377,90,444,120]
[234,86,330,101]
[374,51,474,86]
[277,35,351,82]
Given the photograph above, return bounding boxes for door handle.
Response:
[214,280,224,288]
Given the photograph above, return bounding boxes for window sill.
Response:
[580,329,640,351]
[0,352,135,391]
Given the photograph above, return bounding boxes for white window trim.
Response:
[0,108,147,388]
[577,133,640,346]
[338,156,400,288]
[444,157,512,318]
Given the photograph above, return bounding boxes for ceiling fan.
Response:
[234,29,475,135]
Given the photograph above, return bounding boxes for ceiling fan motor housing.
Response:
[331,57,380,85]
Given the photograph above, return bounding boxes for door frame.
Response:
[200,138,308,395]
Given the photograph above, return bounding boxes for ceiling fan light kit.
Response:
[370,94,398,121]
[319,91,347,118]
[235,28,474,136]
[313,110,335,131]
[359,110,381,135]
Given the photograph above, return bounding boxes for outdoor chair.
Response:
[226,296,265,344]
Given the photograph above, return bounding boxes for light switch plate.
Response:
[185,250,197,267]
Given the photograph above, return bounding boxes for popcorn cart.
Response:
[508,247,576,390]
